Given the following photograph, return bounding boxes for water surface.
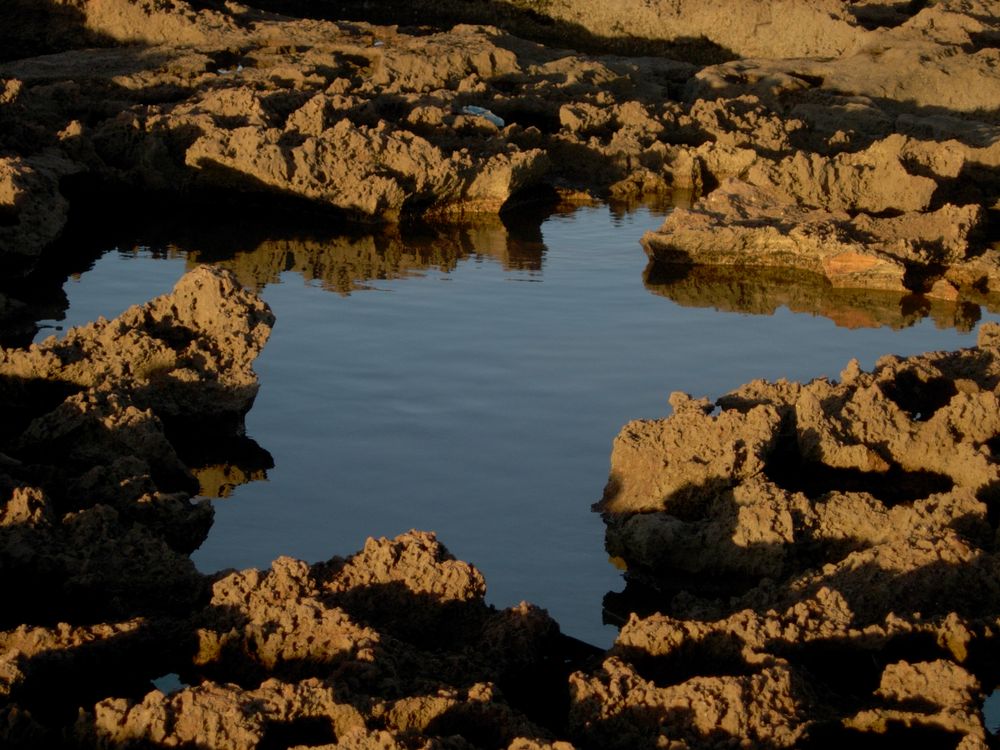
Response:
[36,204,998,646]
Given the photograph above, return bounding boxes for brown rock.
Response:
[0,266,273,424]
[596,390,781,515]
[745,135,938,215]
[82,678,366,750]
[642,179,990,296]
[0,154,73,276]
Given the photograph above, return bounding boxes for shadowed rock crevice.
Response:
[763,430,955,505]
[0,269,590,749]
[0,0,118,63]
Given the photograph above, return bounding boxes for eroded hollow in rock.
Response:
[878,370,958,422]
[258,717,338,750]
[764,432,954,504]
[615,631,756,688]
[801,722,966,750]
[772,632,947,714]
[0,375,82,444]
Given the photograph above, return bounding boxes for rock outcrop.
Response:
[3,1,1000,748]
[592,323,1000,748]
[0,267,273,627]
[2,0,996,296]
[0,269,583,750]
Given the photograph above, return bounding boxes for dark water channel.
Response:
[34,204,999,647]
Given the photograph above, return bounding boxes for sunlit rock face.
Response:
[0,267,576,750]
[641,176,999,316]
[3,0,997,350]
[593,324,1000,748]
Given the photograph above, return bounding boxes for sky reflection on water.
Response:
[36,204,999,646]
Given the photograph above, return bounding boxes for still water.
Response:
[35,204,997,647]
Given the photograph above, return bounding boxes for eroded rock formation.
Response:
[593,322,1000,748]
[3,0,1000,748]
[0,268,585,749]
[2,0,997,335]
[0,266,274,628]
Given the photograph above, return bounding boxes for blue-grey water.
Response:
[34,205,998,647]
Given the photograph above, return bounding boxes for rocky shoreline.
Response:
[3,0,1000,747]
[6,267,1000,748]
[3,0,999,335]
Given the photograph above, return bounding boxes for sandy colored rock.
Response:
[0,268,272,627]
[82,678,367,750]
[1,1,999,748]
[642,178,991,296]
[597,391,781,515]
[450,0,871,60]
[569,656,805,749]
[594,325,1000,748]
[0,266,273,423]
[745,135,938,215]
[0,0,997,283]
[846,660,986,742]
[0,155,72,276]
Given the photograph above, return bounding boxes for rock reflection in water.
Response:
[181,435,275,499]
[173,218,546,295]
[643,261,986,332]
[86,213,546,498]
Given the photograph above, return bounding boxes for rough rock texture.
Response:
[9,272,1000,750]
[0,269,579,750]
[2,0,996,338]
[0,267,273,628]
[3,1,1000,749]
[2,266,273,423]
[591,323,1000,748]
[642,178,994,297]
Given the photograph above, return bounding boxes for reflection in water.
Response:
[184,435,275,499]
[33,203,1000,646]
[125,219,547,295]
[162,409,276,499]
[46,213,545,498]
[643,262,986,332]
